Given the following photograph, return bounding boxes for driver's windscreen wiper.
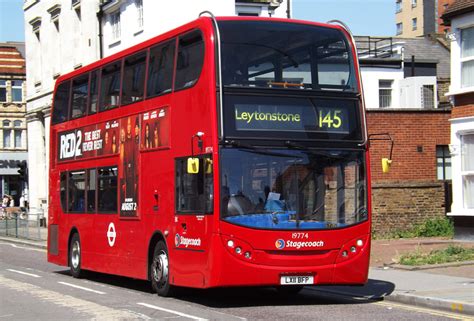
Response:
[225,140,297,158]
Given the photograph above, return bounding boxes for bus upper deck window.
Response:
[147,39,176,97]
[99,61,121,112]
[71,74,89,119]
[122,51,146,105]
[175,30,204,91]
[52,81,70,124]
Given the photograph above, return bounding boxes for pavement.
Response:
[0,232,473,317]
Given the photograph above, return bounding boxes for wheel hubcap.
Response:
[153,251,169,285]
[71,241,80,269]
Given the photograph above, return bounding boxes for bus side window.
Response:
[60,172,67,213]
[52,81,71,124]
[122,51,147,105]
[98,166,118,213]
[147,39,176,97]
[87,169,97,213]
[175,30,204,90]
[71,74,89,119]
[99,61,122,112]
[68,170,86,213]
[175,155,213,214]
[88,69,100,115]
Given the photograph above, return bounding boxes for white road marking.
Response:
[0,275,140,319]
[137,302,208,321]
[58,281,106,295]
[6,269,41,278]
[0,242,45,252]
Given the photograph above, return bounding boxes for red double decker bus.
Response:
[48,16,371,296]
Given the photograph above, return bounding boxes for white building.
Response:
[442,0,474,239]
[23,0,291,219]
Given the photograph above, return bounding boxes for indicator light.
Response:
[235,247,242,254]
[244,252,251,259]
[350,246,356,253]
[227,240,234,248]
[356,239,363,247]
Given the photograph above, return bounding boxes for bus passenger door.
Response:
[172,155,214,287]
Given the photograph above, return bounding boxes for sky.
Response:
[0,0,395,43]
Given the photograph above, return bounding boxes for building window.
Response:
[412,18,417,31]
[3,120,10,127]
[14,130,22,148]
[379,80,393,107]
[461,27,474,88]
[461,134,474,209]
[396,23,403,35]
[437,146,451,180]
[135,0,143,30]
[3,129,11,148]
[13,120,22,127]
[110,10,121,40]
[422,85,435,108]
[0,80,6,102]
[396,0,402,13]
[411,0,417,7]
[11,80,23,102]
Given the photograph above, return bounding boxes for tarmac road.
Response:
[0,241,470,321]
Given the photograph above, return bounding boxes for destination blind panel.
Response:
[224,95,361,142]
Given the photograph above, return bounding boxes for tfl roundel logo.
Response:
[275,239,285,249]
[175,234,181,247]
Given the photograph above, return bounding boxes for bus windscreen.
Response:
[218,20,357,92]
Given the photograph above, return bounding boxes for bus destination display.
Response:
[234,103,351,134]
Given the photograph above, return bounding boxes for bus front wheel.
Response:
[69,233,83,278]
[151,241,174,297]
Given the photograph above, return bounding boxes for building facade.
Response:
[0,43,28,207]
[23,0,291,218]
[396,0,455,37]
[442,0,474,239]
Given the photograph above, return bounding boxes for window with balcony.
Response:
[461,27,474,88]
[379,80,393,107]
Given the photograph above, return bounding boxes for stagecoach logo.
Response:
[175,234,201,248]
[275,239,285,249]
[107,222,116,247]
[275,239,325,250]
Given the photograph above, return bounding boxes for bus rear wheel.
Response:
[151,241,174,297]
[69,233,83,278]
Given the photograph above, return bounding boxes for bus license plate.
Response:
[280,275,314,285]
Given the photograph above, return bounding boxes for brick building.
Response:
[367,110,451,235]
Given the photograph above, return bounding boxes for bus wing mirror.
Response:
[187,158,200,174]
[369,133,394,174]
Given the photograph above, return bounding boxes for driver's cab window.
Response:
[175,155,213,214]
